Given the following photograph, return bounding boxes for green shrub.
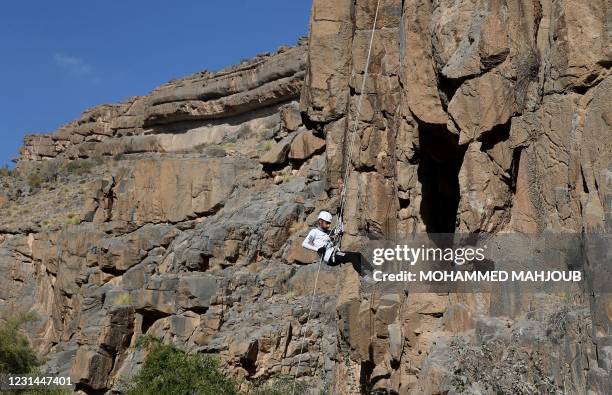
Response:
[263,140,274,151]
[25,159,70,188]
[0,312,70,395]
[124,337,239,395]
[27,174,43,189]
[114,293,132,306]
[65,214,81,226]
[254,128,265,141]
[0,313,39,374]
[61,159,95,175]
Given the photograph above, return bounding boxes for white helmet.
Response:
[318,210,333,223]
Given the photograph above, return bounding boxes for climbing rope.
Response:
[336,0,382,237]
[291,254,324,395]
[290,1,381,393]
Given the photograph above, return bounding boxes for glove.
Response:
[317,246,326,255]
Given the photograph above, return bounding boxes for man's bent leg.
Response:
[334,251,366,276]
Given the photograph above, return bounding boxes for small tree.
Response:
[0,313,39,374]
[125,337,239,395]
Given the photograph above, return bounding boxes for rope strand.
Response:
[290,2,380,393]
[337,0,381,230]
[291,254,324,395]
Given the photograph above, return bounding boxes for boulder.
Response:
[280,103,303,131]
[456,142,512,232]
[177,274,218,311]
[70,347,113,390]
[300,0,354,122]
[448,71,515,144]
[96,224,177,272]
[288,128,326,161]
[285,231,317,264]
[259,134,295,165]
[99,306,135,353]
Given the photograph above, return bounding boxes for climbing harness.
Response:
[290,1,381,393]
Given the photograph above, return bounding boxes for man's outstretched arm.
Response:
[302,230,319,252]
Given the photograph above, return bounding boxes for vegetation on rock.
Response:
[124,336,310,395]
[124,337,240,395]
[0,313,39,374]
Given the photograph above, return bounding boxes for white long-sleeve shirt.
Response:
[302,227,332,252]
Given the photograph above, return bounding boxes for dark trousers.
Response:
[326,250,371,276]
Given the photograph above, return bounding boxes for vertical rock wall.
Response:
[302,0,610,238]
[301,0,610,393]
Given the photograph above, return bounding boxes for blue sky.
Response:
[0,1,311,167]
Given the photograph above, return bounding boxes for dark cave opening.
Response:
[241,357,257,377]
[140,310,170,334]
[582,169,590,194]
[438,75,467,110]
[417,122,466,234]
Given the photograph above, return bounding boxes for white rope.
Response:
[290,3,381,393]
[337,0,381,233]
[291,254,324,395]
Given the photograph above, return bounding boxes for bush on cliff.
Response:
[61,159,98,175]
[125,336,239,395]
[25,158,102,189]
[0,313,39,374]
[125,336,312,395]
[26,173,43,189]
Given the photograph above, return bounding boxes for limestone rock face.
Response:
[448,70,516,143]
[300,0,354,123]
[402,0,448,124]
[16,43,307,163]
[104,157,257,224]
[298,0,610,393]
[1,1,610,394]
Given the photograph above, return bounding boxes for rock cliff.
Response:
[1,0,610,394]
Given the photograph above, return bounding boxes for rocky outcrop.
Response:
[1,0,610,394]
[16,42,307,163]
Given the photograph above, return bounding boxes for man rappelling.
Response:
[302,210,373,279]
